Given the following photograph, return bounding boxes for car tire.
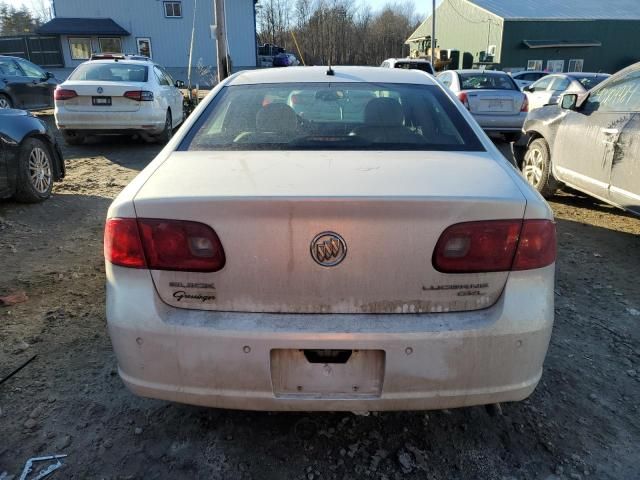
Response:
[62,131,85,145]
[0,93,13,109]
[522,138,558,198]
[13,137,54,203]
[156,110,173,144]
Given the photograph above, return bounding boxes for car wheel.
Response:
[14,138,54,203]
[0,94,13,109]
[156,110,173,144]
[62,131,85,146]
[522,138,558,198]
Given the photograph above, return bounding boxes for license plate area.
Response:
[480,98,511,112]
[270,349,385,398]
[92,96,112,106]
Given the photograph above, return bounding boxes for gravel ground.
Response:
[0,122,639,479]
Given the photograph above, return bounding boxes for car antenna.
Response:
[326,62,335,76]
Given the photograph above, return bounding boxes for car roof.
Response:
[395,58,431,63]
[0,55,28,61]
[80,59,155,67]
[512,70,546,75]
[565,72,610,78]
[228,66,437,86]
[455,69,510,75]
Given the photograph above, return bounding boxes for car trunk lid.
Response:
[58,81,143,112]
[466,89,524,115]
[133,151,526,314]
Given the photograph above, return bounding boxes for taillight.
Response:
[512,220,556,270]
[521,96,529,112]
[138,219,225,272]
[433,219,555,273]
[124,90,154,101]
[457,92,470,110]
[54,89,77,100]
[105,218,225,272]
[104,218,146,268]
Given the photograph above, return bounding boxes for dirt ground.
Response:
[0,119,639,479]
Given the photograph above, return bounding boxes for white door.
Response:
[526,76,554,110]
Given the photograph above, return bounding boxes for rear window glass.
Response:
[459,73,517,90]
[180,83,484,152]
[394,62,434,75]
[570,75,610,90]
[68,63,148,82]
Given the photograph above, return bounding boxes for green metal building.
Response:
[406,0,640,73]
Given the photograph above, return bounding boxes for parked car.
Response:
[437,69,528,142]
[273,53,300,67]
[524,73,610,111]
[380,58,435,75]
[519,62,640,215]
[0,109,64,202]
[510,70,548,90]
[54,55,185,145]
[0,55,58,110]
[105,66,556,412]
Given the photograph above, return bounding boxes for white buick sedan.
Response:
[105,67,556,411]
[54,55,184,145]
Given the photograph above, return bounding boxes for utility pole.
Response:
[187,0,197,88]
[431,0,436,66]
[213,0,229,83]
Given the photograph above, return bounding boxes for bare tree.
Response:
[257,0,419,66]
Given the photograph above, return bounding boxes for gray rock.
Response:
[29,405,44,418]
[23,418,37,430]
[397,450,414,473]
[56,434,72,450]
[134,427,143,435]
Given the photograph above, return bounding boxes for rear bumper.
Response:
[107,264,555,411]
[54,106,165,134]
[473,112,527,133]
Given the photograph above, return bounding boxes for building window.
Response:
[69,37,92,60]
[547,60,564,73]
[137,37,152,58]
[527,60,543,71]
[164,1,182,17]
[568,59,584,72]
[99,37,122,53]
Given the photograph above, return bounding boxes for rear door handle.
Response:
[602,128,619,135]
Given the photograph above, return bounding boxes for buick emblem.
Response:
[97,87,103,94]
[310,232,347,267]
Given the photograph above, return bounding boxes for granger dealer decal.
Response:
[169,282,217,303]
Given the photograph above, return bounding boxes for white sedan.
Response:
[105,66,556,411]
[54,55,184,145]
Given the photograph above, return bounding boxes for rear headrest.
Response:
[364,98,404,127]
[256,103,298,133]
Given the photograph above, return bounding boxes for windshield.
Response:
[459,73,517,91]
[181,83,483,152]
[68,63,148,82]
[570,75,610,90]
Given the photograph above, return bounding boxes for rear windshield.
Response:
[394,62,434,75]
[180,83,484,152]
[569,74,610,90]
[459,72,517,91]
[68,63,148,82]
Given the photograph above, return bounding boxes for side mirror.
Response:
[175,80,185,88]
[561,93,578,110]
[45,72,55,80]
[523,85,533,93]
